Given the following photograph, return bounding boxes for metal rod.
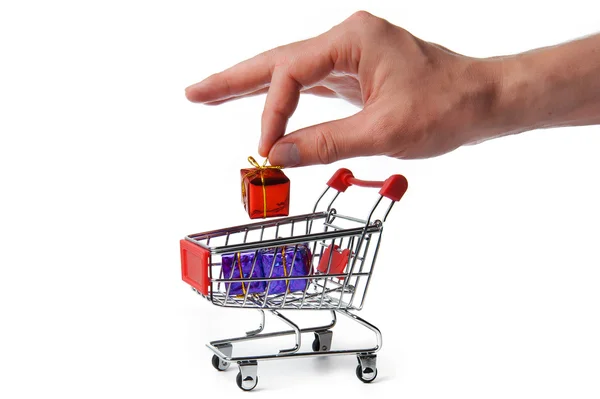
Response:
[245,310,266,336]
[358,230,385,310]
[207,309,380,362]
[223,251,238,306]
[383,200,396,222]
[335,196,383,303]
[270,310,301,354]
[210,311,337,347]
[327,213,367,224]
[318,237,337,309]
[189,212,328,241]
[280,244,300,308]
[213,272,370,284]
[312,187,330,213]
[206,225,382,254]
[262,246,281,307]
[324,222,345,230]
[326,191,341,212]
[347,232,374,308]
[241,249,260,307]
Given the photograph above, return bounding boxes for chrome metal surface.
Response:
[213,343,232,371]
[238,361,258,391]
[357,354,377,382]
[185,176,402,387]
[246,310,265,337]
[186,206,387,310]
[271,310,301,354]
[313,330,333,352]
[206,309,381,363]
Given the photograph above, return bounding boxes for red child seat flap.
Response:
[318,244,350,279]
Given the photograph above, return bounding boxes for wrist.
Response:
[480,35,600,140]
[493,54,545,135]
[457,56,534,145]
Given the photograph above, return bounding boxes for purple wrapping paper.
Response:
[261,245,311,295]
[221,252,265,296]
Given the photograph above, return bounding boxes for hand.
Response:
[185,11,505,167]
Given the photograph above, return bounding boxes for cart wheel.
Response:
[312,336,320,352]
[236,372,258,391]
[355,365,377,383]
[356,354,377,383]
[312,330,333,352]
[211,354,230,371]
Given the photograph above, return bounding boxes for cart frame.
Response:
[181,168,408,390]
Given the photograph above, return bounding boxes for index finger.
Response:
[185,49,275,103]
[185,33,337,104]
[185,39,316,104]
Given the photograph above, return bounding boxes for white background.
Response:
[1,1,599,398]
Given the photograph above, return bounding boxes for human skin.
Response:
[185,11,600,167]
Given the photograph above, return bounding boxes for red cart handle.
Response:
[327,168,408,202]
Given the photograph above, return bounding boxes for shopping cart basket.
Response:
[180,168,408,390]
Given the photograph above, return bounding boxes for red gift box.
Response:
[241,157,290,219]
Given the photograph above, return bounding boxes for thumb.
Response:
[268,111,383,167]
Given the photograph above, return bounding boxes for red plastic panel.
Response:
[180,239,210,295]
[318,244,350,279]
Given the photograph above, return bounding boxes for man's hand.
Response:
[185,11,600,166]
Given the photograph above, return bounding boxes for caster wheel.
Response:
[211,355,230,371]
[312,335,321,352]
[312,331,332,352]
[356,365,377,383]
[236,371,258,391]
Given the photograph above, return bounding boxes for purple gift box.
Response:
[261,245,312,295]
[221,252,265,296]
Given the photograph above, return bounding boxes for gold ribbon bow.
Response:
[237,252,247,296]
[281,246,291,294]
[242,156,283,218]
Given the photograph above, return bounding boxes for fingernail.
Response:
[185,81,207,100]
[271,143,300,167]
[186,80,206,92]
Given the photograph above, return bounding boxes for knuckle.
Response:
[274,55,290,69]
[315,127,339,165]
[348,10,374,23]
[220,74,233,96]
[264,94,285,116]
[346,10,390,35]
[263,48,288,75]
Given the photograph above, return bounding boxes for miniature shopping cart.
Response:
[180,168,408,391]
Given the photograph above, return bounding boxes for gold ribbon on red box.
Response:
[241,156,283,218]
